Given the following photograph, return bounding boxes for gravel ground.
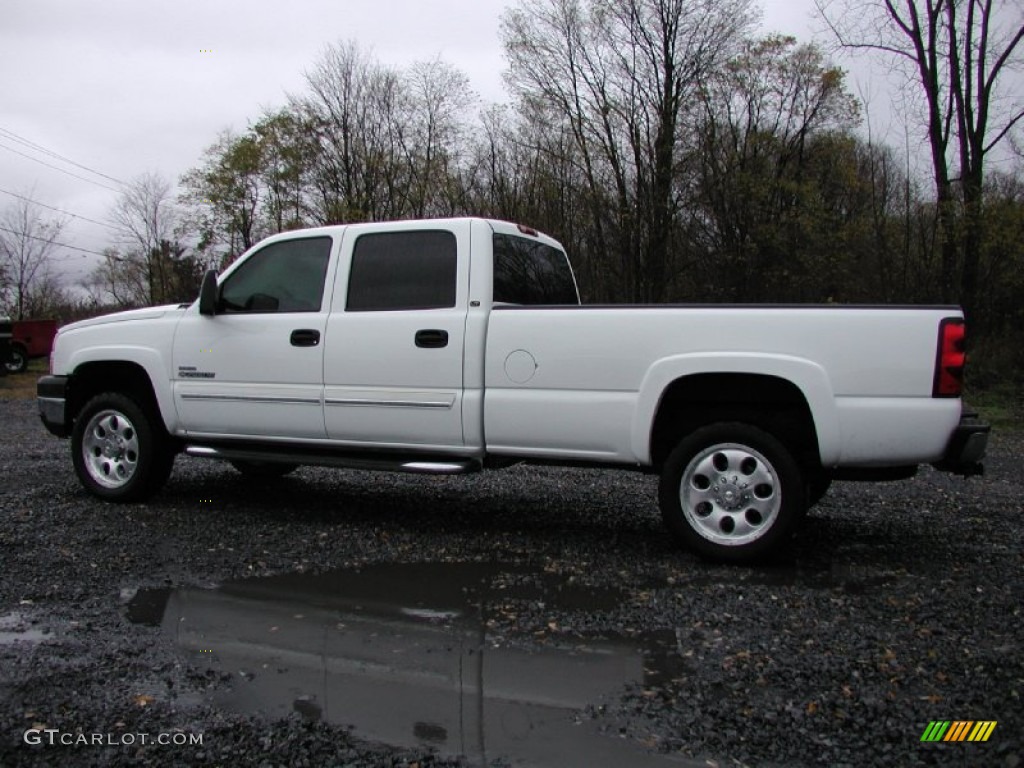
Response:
[0,396,1020,768]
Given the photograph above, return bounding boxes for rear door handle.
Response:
[415,329,449,348]
[290,329,321,347]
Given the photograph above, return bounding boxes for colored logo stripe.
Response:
[921,721,950,742]
[944,721,973,741]
[968,722,997,742]
[920,721,997,742]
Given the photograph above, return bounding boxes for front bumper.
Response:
[37,375,70,437]
[933,411,989,476]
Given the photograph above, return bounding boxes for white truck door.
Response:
[323,221,470,449]
[172,235,335,439]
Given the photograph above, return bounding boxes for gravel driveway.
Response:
[0,397,1020,767]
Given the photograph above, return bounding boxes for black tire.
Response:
[71,392,174,502]
[658,422,805,564]
[229,460,298,478]
[5,344,27,374]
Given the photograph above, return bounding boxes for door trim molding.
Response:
[179,393,321,406]
[324,397,454,410]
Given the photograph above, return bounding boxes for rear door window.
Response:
[346,231,457,311]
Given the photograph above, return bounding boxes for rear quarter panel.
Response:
[483,306,963,467]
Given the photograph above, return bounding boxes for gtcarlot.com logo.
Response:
[920,721,997,743]
[24,729,203,747]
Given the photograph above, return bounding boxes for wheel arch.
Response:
[67,358,174,435]
[635,356,840,470]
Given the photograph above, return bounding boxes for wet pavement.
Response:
[0,613,49,648]
[127,562,699,767]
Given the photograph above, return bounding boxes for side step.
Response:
[183,443,482,475]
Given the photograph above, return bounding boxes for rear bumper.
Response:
[37,375,70,438]
[932,411,989,476]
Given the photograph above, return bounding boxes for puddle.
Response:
[122,586,172,627]
[128,562,696,768]
[0,612,48,647]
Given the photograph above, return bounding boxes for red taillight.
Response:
[933,318,965,397]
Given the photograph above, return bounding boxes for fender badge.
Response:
[178,366,215,379]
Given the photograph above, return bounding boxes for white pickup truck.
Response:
[37,218,988,562]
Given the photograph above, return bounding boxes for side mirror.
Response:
[198,270,218,316]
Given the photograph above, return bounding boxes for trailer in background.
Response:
[5,319,58,374]
[0,316,11,377]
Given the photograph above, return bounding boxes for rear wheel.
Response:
[71,392,174,501]
[659,422,805,563]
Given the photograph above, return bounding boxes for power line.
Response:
[0,224,106,258]
[0,187,119,231]
[0,141,123,193]
[0,126,125,186]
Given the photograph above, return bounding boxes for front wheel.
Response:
[659,422,805,564]
[71,392,174,502]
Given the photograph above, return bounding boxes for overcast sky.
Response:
[2,0,820,285]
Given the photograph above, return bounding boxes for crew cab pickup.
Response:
[37,218,989,562]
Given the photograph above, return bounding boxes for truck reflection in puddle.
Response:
[127,562,695,767]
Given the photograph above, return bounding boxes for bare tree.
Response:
[694,36,861,300]
[86,247,157,308]
[404,57,477,217]
[101,172,203,305]
[0,193,67,319]
[816,0,1024,321]
[296,41,410,223]
[503,0,756,301]
[108,172,185,304]
[502,0,621,292]
[23,268,75,319]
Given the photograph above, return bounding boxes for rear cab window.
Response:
[492,233,579,305]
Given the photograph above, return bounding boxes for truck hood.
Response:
[61,304,188,332]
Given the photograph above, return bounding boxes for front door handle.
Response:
[290,329,321,347]
[415,329,449,348]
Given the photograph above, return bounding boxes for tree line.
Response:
[2,0,1021,391]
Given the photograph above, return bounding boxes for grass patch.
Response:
[967,387,1023,432]
[0,358,46,400]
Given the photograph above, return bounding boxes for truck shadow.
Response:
[168,459,662,533]
[150,457,979,579]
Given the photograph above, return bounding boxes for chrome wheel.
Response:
[680,442,781,547]
[72,391,174,502]
[81,408,140,489]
